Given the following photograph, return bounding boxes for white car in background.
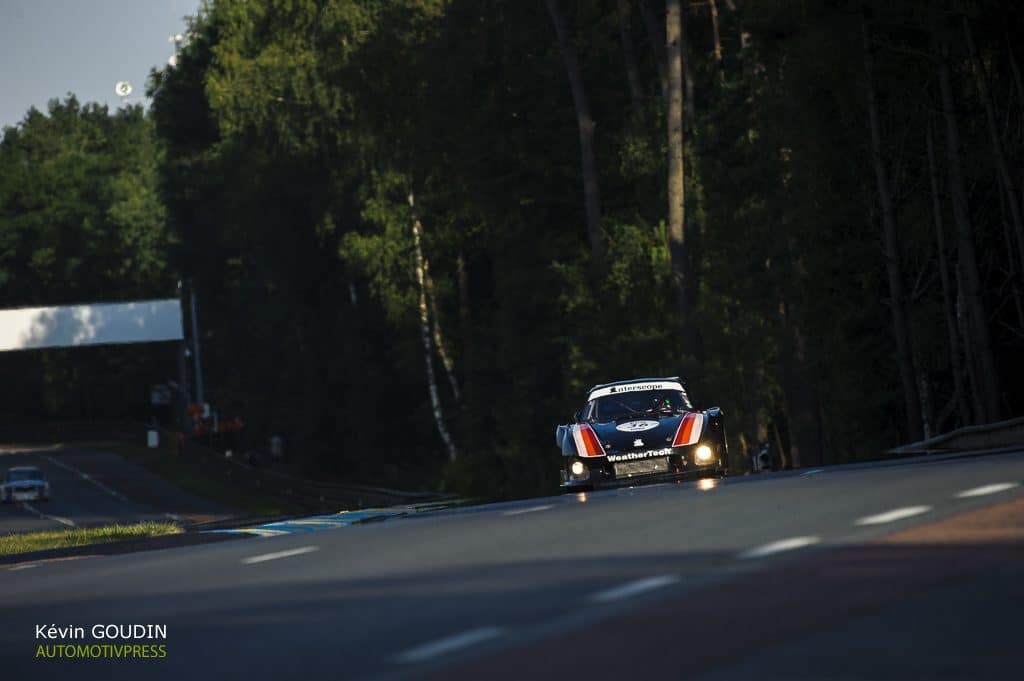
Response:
[1,466,51,503]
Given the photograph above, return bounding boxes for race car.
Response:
[555,377,728,490]
[1,466,51,503]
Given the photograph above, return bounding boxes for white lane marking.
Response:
[589,575,680,603]
[955,482,1020,498]
[21,502,76,528]
[740,536,821,559]
[855,505,932,526]
[9,564,38,571]
[503,504,554,516]
[394,627,504,663]
[241,545,319,564]
[800,468,825,476]
[42,455,131,503]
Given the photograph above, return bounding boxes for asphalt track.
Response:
[3,449,1024,680]
[0,446,229,533]
[0,447,172,533]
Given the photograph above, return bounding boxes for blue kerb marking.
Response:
[258,524,325,533]
[204,509,406,536]
[330,511,403,522]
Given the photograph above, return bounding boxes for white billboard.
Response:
[0,299,184,351]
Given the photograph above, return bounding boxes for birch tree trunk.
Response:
[667,0,688,332]
[709,0,725,85]
[408,191,459,462]
[545,0,605,264]
[956,267,984,425]
[919,370,933,440]
[937,46,1001,423]
[964,17,1024,288]
[456,250,471,392]
[926,119,972,428]
[422,256,461,402]
[680,3,697,123]
[615,0,645,118]
[862,17,923,442]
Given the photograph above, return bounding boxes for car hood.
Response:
[589,414,686,453]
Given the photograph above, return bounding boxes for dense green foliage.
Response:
[2,0,1022,496]
[0,99,175,419]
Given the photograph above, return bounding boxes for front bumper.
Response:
[560,448,722,490]
[2,487,45,502]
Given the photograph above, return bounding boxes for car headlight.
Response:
[570,460,586,476]
[694,444,714,463]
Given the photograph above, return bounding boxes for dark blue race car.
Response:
[555,377,728,490]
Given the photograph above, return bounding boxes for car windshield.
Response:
[585,390,691,422]
[6,469,43,482]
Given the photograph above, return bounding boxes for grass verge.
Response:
[0,522,182,557]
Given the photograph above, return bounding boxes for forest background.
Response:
[1,0,1021,497]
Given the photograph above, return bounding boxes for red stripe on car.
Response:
[673,413,704,447]
[573,423,607,457]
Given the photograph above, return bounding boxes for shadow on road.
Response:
[2,538,1022,681]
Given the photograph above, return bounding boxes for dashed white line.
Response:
[800,468,825,476]
[21,502,76,528]
[503,504,554,516]
[955,482,1020,498]
[739,536,821,559]
[42,455,131,503]
[855,505,932,526]
[394,627,504,663]
[241,545,319,565]
[589,575,680,603]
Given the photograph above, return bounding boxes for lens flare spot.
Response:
[698,478,718,492]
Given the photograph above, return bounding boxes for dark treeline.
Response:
[1,0,1021,496]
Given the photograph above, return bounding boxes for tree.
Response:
[113,0,1022,493]
[963,17,1024,290]
[615,0,645,118]
[0,98,173,422]
[936,39,1001,423]
[926,119,971,428]
[409,190,459,462]
[862,14,923,441]
[545,0,605,265]
[666,0,688,335]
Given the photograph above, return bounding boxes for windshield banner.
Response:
[588,381,685,400]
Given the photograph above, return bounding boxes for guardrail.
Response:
[0,420,448,513]
[888,416,1024,455]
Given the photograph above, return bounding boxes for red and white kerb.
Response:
[572,423,607,457]
[672,412,705,447]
